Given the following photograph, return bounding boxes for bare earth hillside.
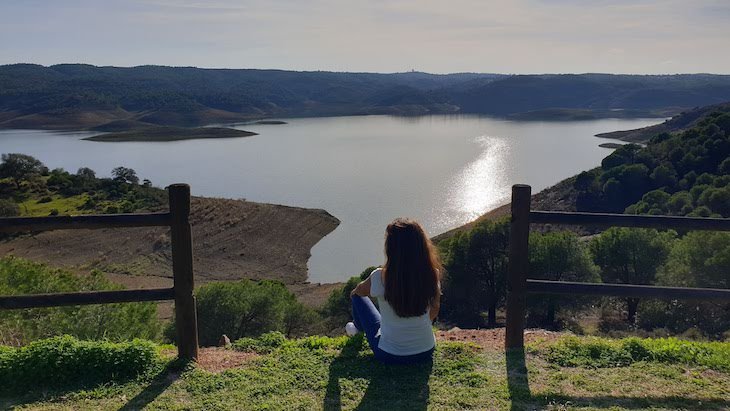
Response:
[0,197,341,309]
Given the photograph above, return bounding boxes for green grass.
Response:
[536,336,730,372]
[2,334,729,410]
[17,194,89,216]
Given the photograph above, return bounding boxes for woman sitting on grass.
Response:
[347,217,441,364]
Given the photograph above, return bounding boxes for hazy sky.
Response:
[1,0,729,74]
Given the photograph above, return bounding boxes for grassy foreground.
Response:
[2,334,729,410]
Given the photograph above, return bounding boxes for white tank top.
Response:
[369,268,436,356]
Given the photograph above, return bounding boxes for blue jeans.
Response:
[351,296,434,365]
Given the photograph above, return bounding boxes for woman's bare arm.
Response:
[350,276,372,297]
[429,291,441,322]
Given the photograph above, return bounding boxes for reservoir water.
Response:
[0,115,660,283]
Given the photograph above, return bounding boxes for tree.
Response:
[590,228,675,324]
[639,232,730,338]
[76,167,96,180]
[697,187,730,217]
[719,158,730,175]
[0,153,45,189]
[441,219,509,327]
[528,231,599,325]
[111,166,139,184]
[650,164,677,188]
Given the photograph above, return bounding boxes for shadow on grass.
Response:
[506,347,730,410]
[323,335,432,411]
[505,347,531,410]
[117,359,188,411]
[0,359,187,410]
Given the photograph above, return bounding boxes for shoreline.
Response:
[0,110,670,134]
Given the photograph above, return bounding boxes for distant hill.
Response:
[2,64,730,130]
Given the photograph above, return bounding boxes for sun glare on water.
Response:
[439,136,510,228]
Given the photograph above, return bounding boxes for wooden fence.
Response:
[0,184,199,360]
[504,184,730,350]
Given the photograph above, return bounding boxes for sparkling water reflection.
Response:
[0,115,661,282]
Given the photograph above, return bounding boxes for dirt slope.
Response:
[0,197,340,305]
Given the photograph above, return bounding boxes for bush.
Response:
[542,336,730,372]
[0,199,19,217]
[232,331,286,353]
[0,335,160,394]
[0,257,160,344]
[195,279,317,346]
[320,266,376,329]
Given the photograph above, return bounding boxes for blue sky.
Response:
[1,0,728,74]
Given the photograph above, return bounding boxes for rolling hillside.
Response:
[3,64,730,130]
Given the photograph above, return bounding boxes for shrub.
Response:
[0,199,19,217]
[0,335,160,394]
[320,266,376,329]
[195,279,316,346]
[0,257,160,344]
[37,195,53,203]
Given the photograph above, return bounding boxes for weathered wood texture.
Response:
[505,184,531,350]
[0,213,171,233]
[169,184,200,361]
[0,288,175,309]
[526,280,730,300]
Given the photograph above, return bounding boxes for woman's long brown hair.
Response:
[382,218,442,317]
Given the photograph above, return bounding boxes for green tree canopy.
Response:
[0,153,45,189]
[590,228,675,323]
[528,231,599,325]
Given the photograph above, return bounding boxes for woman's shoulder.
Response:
[369,267,384,296]
[368,267,383,283]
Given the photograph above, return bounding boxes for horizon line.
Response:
[2,62,730,77]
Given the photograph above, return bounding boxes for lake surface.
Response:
[0,115,661,283]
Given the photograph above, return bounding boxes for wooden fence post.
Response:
[169,184,199,361]
[505,184,531,350]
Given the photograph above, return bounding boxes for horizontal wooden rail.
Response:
[0,287,175,309]
[530,211,730,231]
[526,279,730,301]
[0,212,172,233]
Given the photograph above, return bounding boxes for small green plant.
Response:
[232,331,286,353]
